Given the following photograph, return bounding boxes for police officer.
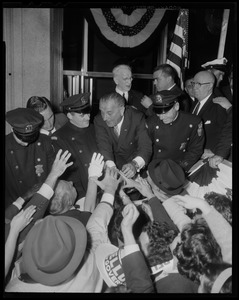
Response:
[51,92,99,200]
[5,108,55,207]
[146,90,205,172]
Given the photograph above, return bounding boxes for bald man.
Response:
[190,70,228,158]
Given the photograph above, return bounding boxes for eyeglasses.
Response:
[191,82,213,88]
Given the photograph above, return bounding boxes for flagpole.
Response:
[217,9,230,58]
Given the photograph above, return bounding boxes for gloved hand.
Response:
[88,152,105,178]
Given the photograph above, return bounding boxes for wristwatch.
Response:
[131,160,140,173]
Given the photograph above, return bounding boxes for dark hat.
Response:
[60,93,90,113]
[201,57,227,73]
[22,215,87,286]
[6,108,43,135]
[148,159,186,195]
[152,90,180,114]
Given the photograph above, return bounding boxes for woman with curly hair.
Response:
[173,217,223,284]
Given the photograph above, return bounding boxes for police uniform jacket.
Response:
[5,134,55,208]
[51,121,98,199]
[146,111,205,171]
[195,94,228,152]
[94,106,152,170]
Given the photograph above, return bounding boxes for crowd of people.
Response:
[5,58,233,294]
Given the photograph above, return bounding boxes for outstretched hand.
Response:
[93,167,121,195]
[88,152,104,178]
[10,205,36,234]
[121,203,139,230]
[50,149,73,177]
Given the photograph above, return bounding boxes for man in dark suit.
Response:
[112,64,149,115]
[94,92,152,179]
[141,63,191,113]
[190,70,228,159]
[27,96,68,136]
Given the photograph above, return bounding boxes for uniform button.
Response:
[183,149,186,152]
[37,142,41,146]
[10,150,14,154]
[156,126,159,129]
[37,158,41,162]
[19,180,22,184]
[72,137,75,140]
[84,163,88,167]
[79,150,82,153]
[156,139,159,142]
[15,165,19,169]
[37,173,41,177]
[189,124,193,128]
[130,142,132,145]
[158,149,161,152]
[187,138,189,140]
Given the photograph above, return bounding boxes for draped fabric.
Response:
[84,8,174,57]
[166,9,189,89]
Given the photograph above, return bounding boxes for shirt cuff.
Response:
[100,193,114,207]
[121,244,140,259]
[106,160,116,168]
[133,156,145,169]
[37,183,54,200]
[13,197,25,210]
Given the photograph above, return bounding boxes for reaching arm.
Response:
[5,205,36,278]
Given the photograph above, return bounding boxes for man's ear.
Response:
[67,112,72,119]
[113,76,118,86]
[174,102,180,111]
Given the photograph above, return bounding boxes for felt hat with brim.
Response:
[95,243,126,287]
[6,108,43,135]
[152,90,181,114]
[60,92,91,113]
[148,159,186,195]
[22,215,87,286]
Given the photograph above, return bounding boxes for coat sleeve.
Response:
[133,113,152,165]
[148,197,179,233]
[179,118,205,171]
[213,107,232,159]
[93,115,115,162]
[122,250,155,293]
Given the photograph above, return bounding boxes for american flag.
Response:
[166,9,189,89]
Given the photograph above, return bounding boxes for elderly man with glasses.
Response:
[190,70,228,159]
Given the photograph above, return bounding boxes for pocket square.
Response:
[205,120,211,125]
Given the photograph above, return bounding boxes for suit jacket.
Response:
[214,106,232,160]
[122,250,199,293]
[94,106,152,170]
[51,122,98,199]
[54,112,68,131]
[193,94,228,151]
[171,85,191,113]
[146,111,205,171]
[5,134,55,208]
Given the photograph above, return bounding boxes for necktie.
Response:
[114,126,120,138]
[192,101,200,115]
[122,93,127,102]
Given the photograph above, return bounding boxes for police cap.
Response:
[152,90,180,114]
[6,108,43,135]
[201,57,227,73]
[60,93,91,113]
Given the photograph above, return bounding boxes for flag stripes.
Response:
[166,9,189,89]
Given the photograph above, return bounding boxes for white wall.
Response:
[4,8,51,134]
